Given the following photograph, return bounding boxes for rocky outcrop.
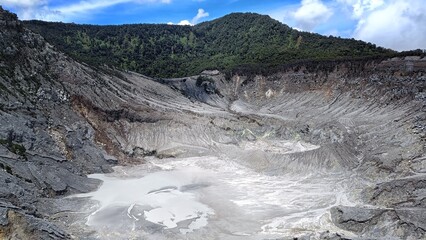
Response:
[0,205,69,240]
[0,7,113,238]
[331,206,426,239]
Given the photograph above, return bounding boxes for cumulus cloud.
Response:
[178,20,192,26]
[268,0,425,51]
[352,0,426,51]
[337,0,384,18]
[192,8,209,24]
[335,0,426,51]
[173,8,209,26]
[293,0,333,31]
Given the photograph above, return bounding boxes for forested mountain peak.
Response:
[196,12,288,30]
[24,12,393,77]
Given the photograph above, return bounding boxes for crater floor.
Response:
[71,141,360,240]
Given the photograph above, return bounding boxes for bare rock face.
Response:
[0,6,425,239]
[365,175,426,208]
[0,207,69,239]
[0,7,111,239]
[331,206,426,239]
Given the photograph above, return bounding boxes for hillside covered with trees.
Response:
[25,13,395,78]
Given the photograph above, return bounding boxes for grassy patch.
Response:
[196,76,214,87]
[0,138,26,156]
[10,143,26,156]
[0,162,13,174]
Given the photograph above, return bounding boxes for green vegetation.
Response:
[11,143,26,156]
[0,138,26,156]
[196,76,214,87]
[24,13,396,78]
[0,162,13,174]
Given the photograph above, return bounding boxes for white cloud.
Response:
[178,20,191,25]
[0,0,171,21]
[172,8,209,26]
[55,0,171,15]
[22,7,62,21]
[337,0,384,18]
[0,0,46,8]
[0,0,62,20]
[268,0,425,51]
[353,0,426,51]
[55,0,127,15]
[293,0,333,31]
[191,8,209,24]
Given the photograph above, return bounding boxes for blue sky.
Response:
[1,0,425,51]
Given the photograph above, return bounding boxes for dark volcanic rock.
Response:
[0,6,113,239]
[364,175,426,208]
[0,207,69,239]
[331,206,387,233]
[331,206,426,239]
